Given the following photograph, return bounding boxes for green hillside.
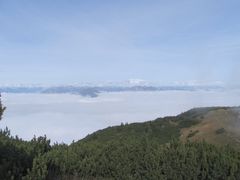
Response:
[1,101,240,179]
[82,106,240,147]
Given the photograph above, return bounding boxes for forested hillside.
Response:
[1,95,240,179]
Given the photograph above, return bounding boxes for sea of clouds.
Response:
[1,89,240,143]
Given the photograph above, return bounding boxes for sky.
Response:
[0,0,240,85]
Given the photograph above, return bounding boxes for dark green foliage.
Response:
[25,139,240,180]
[1,104,240,179]
[82,115,195,145]
[0,94,6,120]
[0,128,51,180]
[187,130,199,138]
[1,129,240,179]
[216,128,226,135]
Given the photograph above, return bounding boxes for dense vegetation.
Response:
[0,94,5,120]
[1,129,240,180]
[1,95,240,179]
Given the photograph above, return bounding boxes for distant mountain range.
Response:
[0,84,225,97]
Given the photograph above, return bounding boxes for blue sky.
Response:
[0,0,240,85]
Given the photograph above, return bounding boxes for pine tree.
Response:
[0,93,6,120]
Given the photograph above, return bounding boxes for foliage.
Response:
[215,128,226,135]
[0,101,239,179]
[1,127,240,179]
[187,130,199,138]
[0,128,51,180]
[24,138,240,179]
[0,94,6,120]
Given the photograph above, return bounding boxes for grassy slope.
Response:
[80,106,240,147]
[181,107,240,147]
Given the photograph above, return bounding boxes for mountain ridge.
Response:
[0,84,225,98]
[80,106,240,148]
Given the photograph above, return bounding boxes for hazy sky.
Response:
[0,0,240,85]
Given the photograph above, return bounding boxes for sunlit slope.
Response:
[180,107,240,147]
[81,107,240,147]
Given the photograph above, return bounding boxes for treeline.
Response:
[1,131,240,180]
[0,128,51,179]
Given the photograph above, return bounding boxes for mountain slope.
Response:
[81,107,240,147]
[40,106,240,179]
[1,106,240,179]
[181,107,240,147]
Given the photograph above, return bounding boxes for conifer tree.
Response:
[0,93,5,120]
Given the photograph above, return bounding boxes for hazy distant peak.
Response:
[127,79,149,86]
